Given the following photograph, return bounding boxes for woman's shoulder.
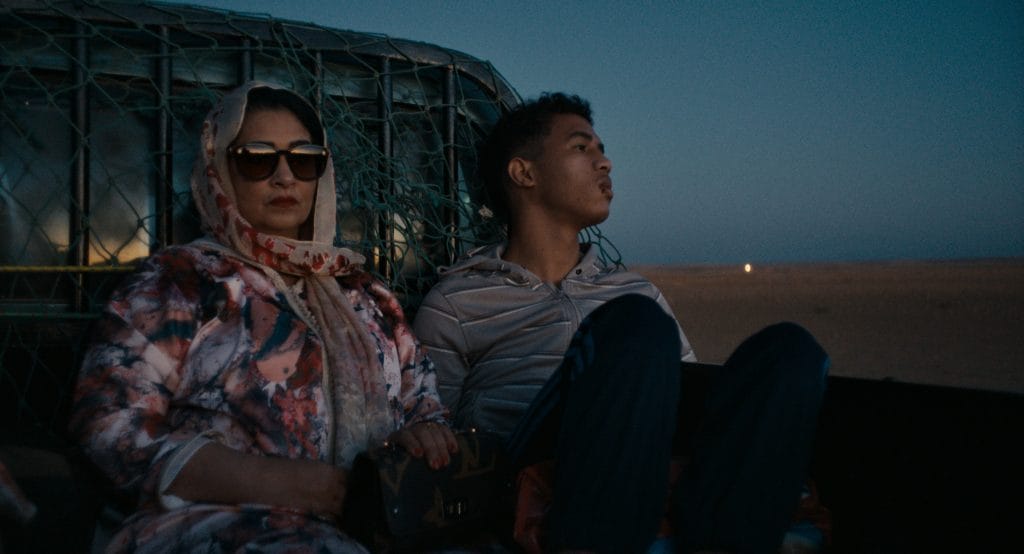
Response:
[127,245,207,286]
[113,243,254,302]
[106,244,283,326]
[140,242,261,279]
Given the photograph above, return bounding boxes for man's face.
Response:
[528,113,613,229]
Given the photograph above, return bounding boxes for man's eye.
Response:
[574,144,587,151]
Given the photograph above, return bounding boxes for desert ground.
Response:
[634,258,1024,394]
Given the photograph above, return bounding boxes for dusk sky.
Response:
[180,0,1023,265]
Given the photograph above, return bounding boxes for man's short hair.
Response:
[478,92,593,223]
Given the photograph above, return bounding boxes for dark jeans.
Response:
[506,294,829,553]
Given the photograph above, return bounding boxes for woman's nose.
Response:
[271,153,296,186]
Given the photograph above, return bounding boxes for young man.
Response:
[413,93,828,553]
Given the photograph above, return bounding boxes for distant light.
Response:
[744,263,752,273]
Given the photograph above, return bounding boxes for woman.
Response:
[70,82,456,552]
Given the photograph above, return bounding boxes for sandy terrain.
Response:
[634,258,1024,394]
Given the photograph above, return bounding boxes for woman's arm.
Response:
[357,279,458,467]
[70,252,207,497]
[73,250,346,512]
[164,443,347,520]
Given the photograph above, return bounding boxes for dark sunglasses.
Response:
[227,143,329,181]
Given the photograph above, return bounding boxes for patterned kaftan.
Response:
[71,244,446,553]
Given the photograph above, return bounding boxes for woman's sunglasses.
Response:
[227,143,329,181]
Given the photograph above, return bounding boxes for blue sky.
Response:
[179,0,1023,265]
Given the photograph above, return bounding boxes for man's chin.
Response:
[585,211,611,228]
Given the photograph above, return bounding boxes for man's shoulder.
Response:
[418,244,548,326]
[564,262,668,307]
[422,266,525,316]
[429,244,518,291]
[579,258,658,288]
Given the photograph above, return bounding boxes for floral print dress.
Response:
[70,244,446,553]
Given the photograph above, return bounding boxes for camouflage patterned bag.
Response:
[343,430,512,552]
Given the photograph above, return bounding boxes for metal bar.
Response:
[442,65,459,265]
[70,22,90,311]
[156,25,173,250]
[0,312,102,321]
[312,50,324,115]
[376,57,393,279]
[0,266,135,273]
[239,38,253,84]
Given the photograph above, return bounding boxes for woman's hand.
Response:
[387,422,458,470]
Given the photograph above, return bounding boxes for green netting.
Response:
[0,0,621,439]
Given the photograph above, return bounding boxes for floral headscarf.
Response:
[191,81,393,465]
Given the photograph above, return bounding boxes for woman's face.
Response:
[228,109,318,240]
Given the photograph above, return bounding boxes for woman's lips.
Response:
[269,197,298,207]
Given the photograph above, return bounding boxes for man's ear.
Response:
[507,157,536,189]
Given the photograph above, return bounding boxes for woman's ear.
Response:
[507,157,536,189]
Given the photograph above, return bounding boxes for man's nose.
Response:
[597,152,612,173]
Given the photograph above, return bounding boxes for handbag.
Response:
[342,429,512,553]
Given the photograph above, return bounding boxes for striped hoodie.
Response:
[413,242,696,437]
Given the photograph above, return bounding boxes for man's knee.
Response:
[758,321,830,390]
[575,294,681,391]
[730,322,829,395]
[588,294,679,349]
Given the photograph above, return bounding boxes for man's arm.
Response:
[412,288,473,426]
[651,287,698,362]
